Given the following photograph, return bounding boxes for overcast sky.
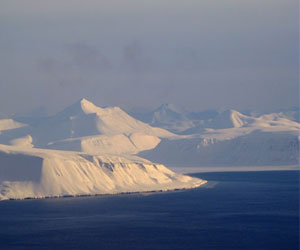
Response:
[0,0,298,116]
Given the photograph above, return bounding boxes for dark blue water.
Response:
[0,171,298,250]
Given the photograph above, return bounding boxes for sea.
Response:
[0,170,298,250]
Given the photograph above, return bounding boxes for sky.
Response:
[0,0,298,116]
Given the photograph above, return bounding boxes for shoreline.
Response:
[169,165,299,174]
[0,179,207,202]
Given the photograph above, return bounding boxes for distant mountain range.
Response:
[0,99,299,167]
[130,103,299,134]
[130,103,194,133]
[133,104,299,166]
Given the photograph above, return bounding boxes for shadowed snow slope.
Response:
[0,144,206,200]
[47,133,161,155]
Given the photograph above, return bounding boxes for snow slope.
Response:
[0,144,206,200]
[47,133,161,155]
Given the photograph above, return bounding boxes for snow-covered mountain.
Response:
[132,104,300,134]
[254,107,299,123]
[272,107,299,123]
[52,98,171,137]
[0,99,174,154]
[148,103,185,124]
[140,130,299,166]
[0,99,208,200]
[130,103,194,133]
[0,144,205,200]
[0,99,298,199]
[130,104,258,133]
[182,109,253,134]
[139,110,299,166]
[0,99,298,171]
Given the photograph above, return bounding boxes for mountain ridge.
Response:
[0,99,298,166]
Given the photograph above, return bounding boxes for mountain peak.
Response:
[79,98,89,104]
[56,98,101,117]
[219,109,252,128]
[156,103,179,113]
[79,98,99,114]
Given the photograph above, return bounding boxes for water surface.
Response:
[0,171,298,250]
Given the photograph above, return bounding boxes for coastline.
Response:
[169,165,299,174]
